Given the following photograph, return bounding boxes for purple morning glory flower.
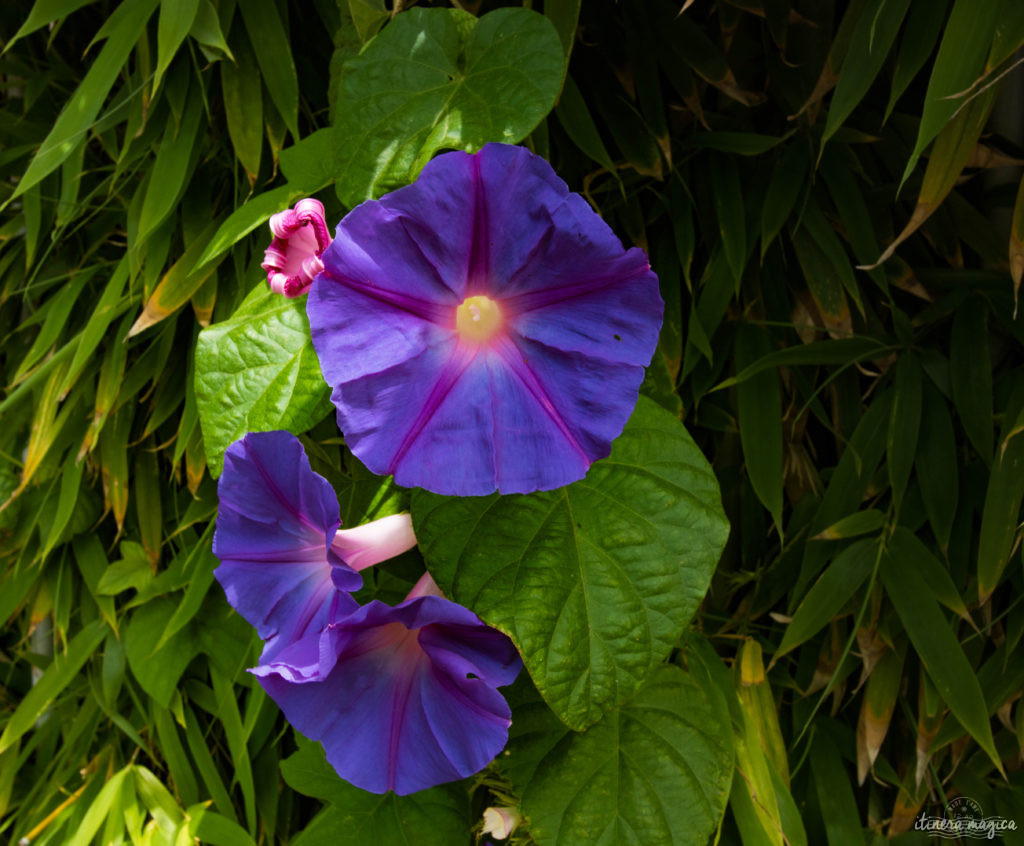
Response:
[254,573,522,796]
[307,143,663,496]
[213,431,417,660]
[213,432,521,794]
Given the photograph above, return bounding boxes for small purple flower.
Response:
[308,143,663,496]
[262,198,332,297]
[254,573,522,796]
[213,431,416,660]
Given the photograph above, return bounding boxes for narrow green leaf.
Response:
[137,91,203,247]
[59,258,130,399]
[791,224,850,328]
[950,295,993,463]
[0,619,106,754]
[153,708,199,808]
[812,510,886,541]
[888,528,969,621]
[239,1,299,138]
[887,353,922,513]
[183,703,238,823]
[193,184,296,270]
[761,142,809,258]
[810,731,865,845]
[715,338,891,391]
[711,152,747,287]
[221,28,263,185]
[555,75,619,179]
[736,324,783,533]
[690,131,783,156]
[795,395,892,601]
[880,544,1002,773]
[885,0,950,121]
[977,399,1024,602]
[915,380,958,550]
[776,538,877,660]
[40,449,84,558]
[189,0,234,61]
[66,767,132,846]
[188,808,257,846]
[4,0,98,54]
[154,0,200,92]
[899,0,1003,189]
[821,0,913,152]
[9,0,159,201]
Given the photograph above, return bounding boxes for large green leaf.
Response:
[505,665,734,846]
[194,284,331,476]
[280,741,468,846]
[332,7,564,206]
[412,397,729,730]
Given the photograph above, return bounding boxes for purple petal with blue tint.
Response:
[307,143,663,496]
[213,431,362,657]
[254,595,522,795]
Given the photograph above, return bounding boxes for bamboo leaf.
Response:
[239,1,299,139]
[711,152,747,287]
[887,353,922,514]
[221,27,263,185]
[950,295,993,463]
[885,0,950,121]
[154,0,200,92]
[9,0,160,202]
[880,544,1003,774]
[735,324,783,533]
[0,619,107,754]
[866,79,999,268]
[899,0,1003,190]
[775,538,877,661]
[821,0,913,154]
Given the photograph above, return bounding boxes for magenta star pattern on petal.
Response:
[262,198,332,297]
[307,143,663,496]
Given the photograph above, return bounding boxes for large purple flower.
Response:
[254,573,522,796]
[213,432,522,794]
[308,143,663,496]
[213,431,416,660]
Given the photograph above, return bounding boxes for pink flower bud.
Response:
[261,198,332,297]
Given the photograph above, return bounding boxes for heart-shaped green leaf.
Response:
[412,397,729,730]
[195,284,331,476]
[332,6,564,206]
[505,665,734,846]
[281,741,468,846]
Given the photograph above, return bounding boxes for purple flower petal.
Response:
[308,143,663,496]
[254,595,522,795]
[213,431,362,654]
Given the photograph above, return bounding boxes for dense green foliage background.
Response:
[2,0,1024,843]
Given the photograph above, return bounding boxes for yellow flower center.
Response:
[455,295,502,343]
